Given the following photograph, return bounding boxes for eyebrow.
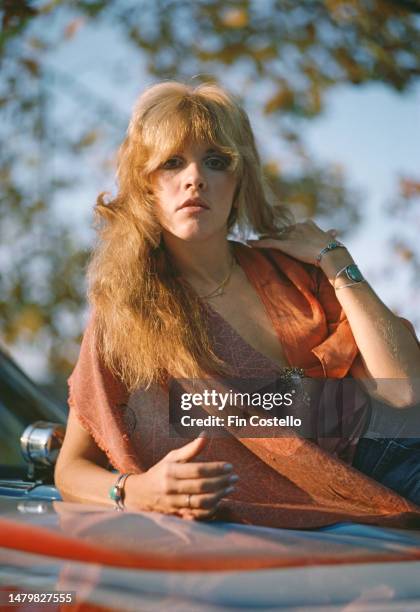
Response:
[206,148,228,155]
[166,148,225,157]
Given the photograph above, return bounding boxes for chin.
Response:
[169,222,226,243]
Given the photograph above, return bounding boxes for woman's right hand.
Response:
[124,435,237,520]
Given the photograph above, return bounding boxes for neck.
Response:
[161,232,234,291]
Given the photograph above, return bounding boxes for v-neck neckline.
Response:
[201,241,294,375]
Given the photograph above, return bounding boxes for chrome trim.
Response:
[20,421,65,466]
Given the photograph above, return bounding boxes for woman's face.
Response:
[150,140,238,243]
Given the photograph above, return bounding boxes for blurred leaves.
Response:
[64,17,85,39]
[0,0,420,380]
[264,85,296,114]
[221,7,249,28]
[73,129,101,151]
[399,177,420,199]
[20,58,40,77]
[1,0,37,36]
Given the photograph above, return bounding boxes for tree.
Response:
[1,0,419,382]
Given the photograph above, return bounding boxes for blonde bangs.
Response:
[134,88,242,177]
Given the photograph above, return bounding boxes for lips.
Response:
[178,197,210,211]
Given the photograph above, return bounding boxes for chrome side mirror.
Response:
[20,421,65,479]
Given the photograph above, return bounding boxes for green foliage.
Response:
[1,0,419,380]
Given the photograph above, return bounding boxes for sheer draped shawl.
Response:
[68,244,420,529]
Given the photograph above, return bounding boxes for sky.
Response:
[8,7,420,380]
[305,82,420,308]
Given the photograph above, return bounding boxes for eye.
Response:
[205,155,230,171]
[160,157,182,170]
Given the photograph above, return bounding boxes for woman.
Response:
[55,81,420,527]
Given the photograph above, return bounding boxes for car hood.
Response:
[1,498,420,610]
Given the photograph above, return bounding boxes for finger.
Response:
[327,228,338,237]
[182,506,220,521]
[191,487,235,510]
[247,226,297,248]
[163,435,208,464]
[179,510,196,521]
[246,239,283,249]
[169,473,238,495]
[169,461,234,479]
[179,507,217,521]
[173,486,234,510]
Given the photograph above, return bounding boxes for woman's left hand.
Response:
[247,220,339,266]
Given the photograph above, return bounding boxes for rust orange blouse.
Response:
[68,243,420,529]
[233,242,360,377]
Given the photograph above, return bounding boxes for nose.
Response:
[183,162,207,191]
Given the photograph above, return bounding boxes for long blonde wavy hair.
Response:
[88,80,292,390]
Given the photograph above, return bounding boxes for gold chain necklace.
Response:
[199,254,236,300]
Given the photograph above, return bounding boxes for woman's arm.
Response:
[318,245,420,407]
[249,221,420,408]
[54,409,120,507]
[55,410,236,519]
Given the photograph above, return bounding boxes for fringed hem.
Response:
[67,376,127,474]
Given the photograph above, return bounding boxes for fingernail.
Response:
[229,474,239,483]
[224,486,235,495]
[223,463,233,472]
